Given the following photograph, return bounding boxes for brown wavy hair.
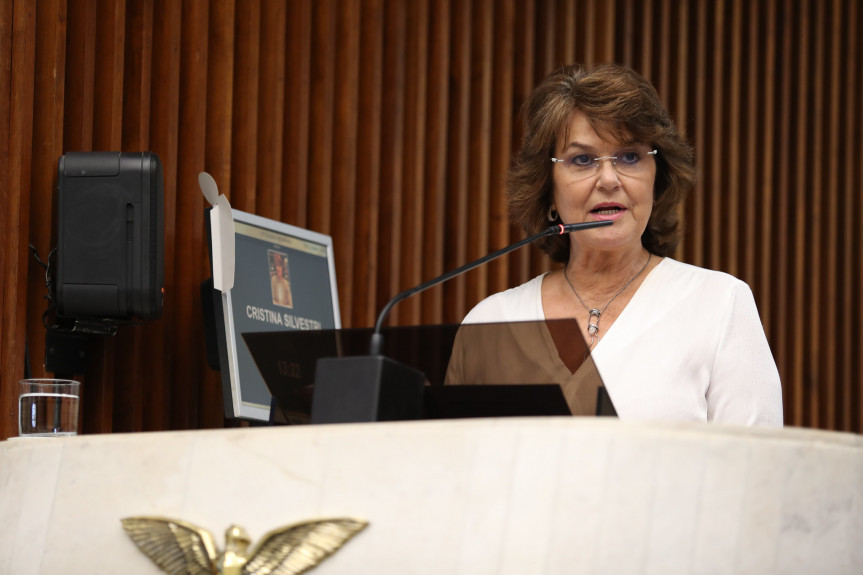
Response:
[508,63,695,261]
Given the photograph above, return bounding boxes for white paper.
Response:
[199,172,235,292]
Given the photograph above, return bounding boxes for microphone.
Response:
[310,219,612,424]
[368,220,612,355]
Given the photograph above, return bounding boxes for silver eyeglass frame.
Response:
[550,149,658,172]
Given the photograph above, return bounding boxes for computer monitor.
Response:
[207,209,341,421]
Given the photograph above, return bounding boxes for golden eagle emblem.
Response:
[121,516,368,575]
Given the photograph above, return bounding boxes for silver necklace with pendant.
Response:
[564,253,651,348]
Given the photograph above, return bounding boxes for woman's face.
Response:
[550,109,656,256]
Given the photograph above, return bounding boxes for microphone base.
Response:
[310,356,426,424]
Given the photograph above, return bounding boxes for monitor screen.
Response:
[212,209,341,421]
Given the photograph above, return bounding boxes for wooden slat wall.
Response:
[1,0,861,438]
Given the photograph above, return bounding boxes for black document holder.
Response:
[243,320,616,424]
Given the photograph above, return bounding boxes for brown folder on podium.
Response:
[243,318,615,425]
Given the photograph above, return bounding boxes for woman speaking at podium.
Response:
[447,63,783,426]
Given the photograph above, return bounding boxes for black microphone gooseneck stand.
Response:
[368,220,612,355]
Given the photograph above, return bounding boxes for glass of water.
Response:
[18,379,81,437]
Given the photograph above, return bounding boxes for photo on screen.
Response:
[268,249,294,308]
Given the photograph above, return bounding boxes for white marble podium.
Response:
[1,418,861,574]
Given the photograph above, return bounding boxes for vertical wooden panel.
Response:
[92,1,125,150]
[600,4,616,62]
[636,0,654,79]
[26,0,67,392]
[856,0,863,433]
[62,0,96,149]
[840,0,861,432]
[257,0,287,220]
[0,0,36,439]
[653,0,671,100]
[486,0,515,297]
[121,0,152,147]
[617,0,635,67]
[442,0,471,323]
[147,0,182,432]
[757,0,776,337]
[0,0,13,434]
[808,0,826,428]
[506,0,536,290]
[667,0,689,267]
[669,0,689,265]
[527,1,554,287]
[170,0,209,429]
[419,0,451,325]
[396,0,429,325]
[580,2,592,66]
[707,1,724,270]
[669,0,689,139]
[330,0,361,323]
[555,0,574,65]
[685,0,706,267]
[205,1,235,195]
[791,0,810,426]
[351,0,384,328]
[772,0,794,424]
[464,0,493,310]
[822,0,841,429]
[534,0,556,83]
[307,0,336,234]
[376,0,406,324]
[740,0,758,288]
[725,0,742,278]
[857,2,863,433]
[230,0,260,213]
[281,0,312,228]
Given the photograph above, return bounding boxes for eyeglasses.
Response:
[551,148,658,180]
